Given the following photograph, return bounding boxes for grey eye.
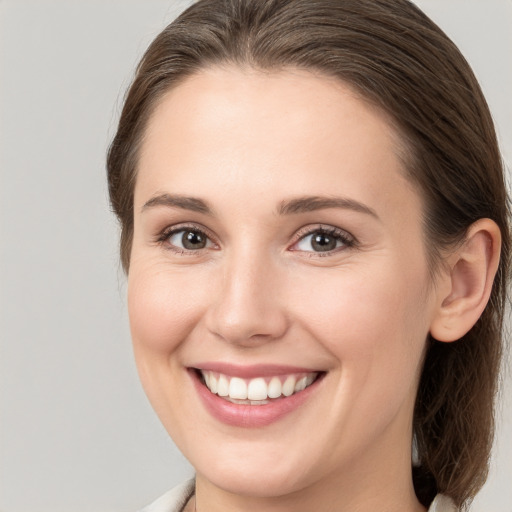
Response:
[295,231,344,252]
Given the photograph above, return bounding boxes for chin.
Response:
[199,462,311,498]
[189,438,324,499]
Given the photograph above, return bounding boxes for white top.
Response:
[140,480,195,512]
[140,479,457,512]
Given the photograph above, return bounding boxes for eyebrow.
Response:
[278,195,379,219]
[141,193,378,219]
[141,193,212,214]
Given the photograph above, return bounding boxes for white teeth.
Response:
[247,378,267,400]
[201,371,319,402]
[217,374,229,397]
[251,400,269,405]
[229,377,248,399]
[267,376,282,398]
[225,397,270,405]
[282,375,296,396]
[209,372,218,394]
[294,376,307,392]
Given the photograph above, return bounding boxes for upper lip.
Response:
[190,362,323,379]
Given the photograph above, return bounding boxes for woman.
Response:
[107,1,510,511]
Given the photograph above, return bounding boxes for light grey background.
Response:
[0,1,510,511]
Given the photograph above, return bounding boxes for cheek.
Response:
[127,263,208,354]
[290,262,431,439]
[289,260,431,370]
[127,263,210,433]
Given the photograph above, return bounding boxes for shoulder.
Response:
[139,479,195,512]
[428,494,457,512]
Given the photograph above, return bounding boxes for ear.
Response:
[429,218,501,342]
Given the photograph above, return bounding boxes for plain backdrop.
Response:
[0,1,511,511]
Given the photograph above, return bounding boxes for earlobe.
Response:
[429,219,501,343]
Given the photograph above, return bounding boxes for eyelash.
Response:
[155,224,356,256]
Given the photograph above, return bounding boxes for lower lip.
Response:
[189,369,324,428]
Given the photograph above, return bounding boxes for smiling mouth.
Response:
[195,369,322,405]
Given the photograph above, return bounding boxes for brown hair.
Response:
[107,0,510,508]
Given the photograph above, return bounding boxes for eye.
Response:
[165,228,215,251]
[291,227,354,254]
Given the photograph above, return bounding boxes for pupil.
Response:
[311,233,336,252]
[182,231,206,249]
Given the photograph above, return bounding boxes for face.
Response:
[129,67,441,499]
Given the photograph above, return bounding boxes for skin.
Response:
[128,67,454,512]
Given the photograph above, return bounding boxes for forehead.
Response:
[136,66,416,216]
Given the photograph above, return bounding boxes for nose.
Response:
[204,251,289,346]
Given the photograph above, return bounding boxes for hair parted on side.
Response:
[107,0,510,509]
